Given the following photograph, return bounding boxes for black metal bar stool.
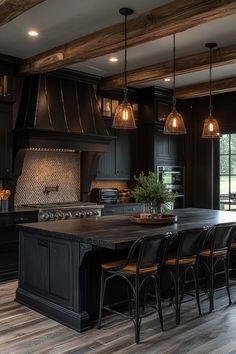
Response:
[199,222,236,312]
[97,234,172,344]
[164,227,208,325]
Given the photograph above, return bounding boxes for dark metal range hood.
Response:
[14,72,113,152]
[9,72,115,204]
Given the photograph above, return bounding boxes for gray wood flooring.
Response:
[1,280,236,353]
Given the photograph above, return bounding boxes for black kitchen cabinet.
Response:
[21,232,73,308]
[137,86,185,173]
[0,102,13,178]
[96,124,131,180]
[155,131,185,165]
[0,209,38,281]
[101,203,143,216]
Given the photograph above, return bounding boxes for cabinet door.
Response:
[96,127,131,180]
[155,132,185,165]
[22,234,49,295]
[49,239,73,308]
[124,204,143,215]
[0,103,12,178]
[101,206,124,215]
[115,130,131,179]
[0,229,18,281]
[96,138,116,179]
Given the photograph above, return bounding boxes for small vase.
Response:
[143,203,162,217]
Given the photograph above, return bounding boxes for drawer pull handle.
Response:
[38,239,48,247]
[15,217,29,223]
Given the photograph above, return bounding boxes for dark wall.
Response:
[182,91,236,209]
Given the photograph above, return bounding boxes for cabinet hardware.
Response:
[38,239,48,247]
[15,217,29,223]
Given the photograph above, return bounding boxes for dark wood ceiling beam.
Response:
[19,0,236,74]
[0,0,46,26]
[99,43,236,90]
[175,77,236,99]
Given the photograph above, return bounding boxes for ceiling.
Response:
[1,0,236,91]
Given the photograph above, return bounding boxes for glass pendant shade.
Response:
[112,98,137,129]
[201,114,220,138]
[164,34,186,135]
[164,108,186,135]
[201,43,221,139]
[112,8,136,130]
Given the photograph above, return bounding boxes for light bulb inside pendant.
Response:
[112,8,136,130]
[164,34,186,135]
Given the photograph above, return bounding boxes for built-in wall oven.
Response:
[157,165,185,208]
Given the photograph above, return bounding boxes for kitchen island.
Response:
[16,208,236,332]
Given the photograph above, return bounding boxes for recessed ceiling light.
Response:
[28,30,39,37]
[109,57,118,62]
[164,78,171,82]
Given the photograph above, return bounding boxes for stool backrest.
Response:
[176,227,208,260]
[126,234,172,273]
[204,223,236,253]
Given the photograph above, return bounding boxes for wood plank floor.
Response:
[1,281,236,353]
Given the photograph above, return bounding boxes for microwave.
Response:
[90,188,119,204]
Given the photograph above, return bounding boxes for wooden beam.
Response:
[19,0,236,74]
[175,77,236,99]
[99,43,236,90]
[0,0,46,26]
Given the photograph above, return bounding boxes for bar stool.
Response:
[199,222,236,312]
[97,234,171,344]
[164,227,208,325]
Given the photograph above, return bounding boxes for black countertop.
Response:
[17,208,236,250]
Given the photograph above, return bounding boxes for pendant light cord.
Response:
[124,13,128,99]
[173,34,176,109]
[209,46,213,115]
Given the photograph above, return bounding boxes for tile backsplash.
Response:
[15,150,80,205]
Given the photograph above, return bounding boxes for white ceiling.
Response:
[1,0,236,90]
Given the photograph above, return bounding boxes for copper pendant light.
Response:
[112,8,137,129]
[201,43,221,138]
[164,34,186,135]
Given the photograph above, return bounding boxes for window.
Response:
[220,134,236,210]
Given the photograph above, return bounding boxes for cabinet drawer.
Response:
[124,205,143,215]
[101,207,124,216]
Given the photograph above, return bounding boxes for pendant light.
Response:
[112,8,137,129]
[201,43,221,138]
[164,34,186,135]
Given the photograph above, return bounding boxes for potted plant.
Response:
[131,171,177,217]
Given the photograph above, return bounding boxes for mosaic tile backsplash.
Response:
[15,151,80,206]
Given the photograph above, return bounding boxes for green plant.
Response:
[131,171,177,213]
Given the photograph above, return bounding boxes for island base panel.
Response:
[15,288,91,332]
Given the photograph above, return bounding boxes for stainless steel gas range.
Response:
[24,202,103,222]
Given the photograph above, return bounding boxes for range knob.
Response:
[42,213,49,221]
[75,212,82,218]
[86,210,93,217]
[93,210,99,216]
[48,212,54,220]
[55,212,63,219]
[64,211,72,219]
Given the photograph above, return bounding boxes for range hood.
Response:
[14,72,113,152]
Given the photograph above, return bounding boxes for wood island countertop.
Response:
[17,208,236,250]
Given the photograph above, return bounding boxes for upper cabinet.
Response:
[0,102,13,178]
[137,87,185,173]
[96,120,132,180]
[96,90,138,180]
[0,54,20,179]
